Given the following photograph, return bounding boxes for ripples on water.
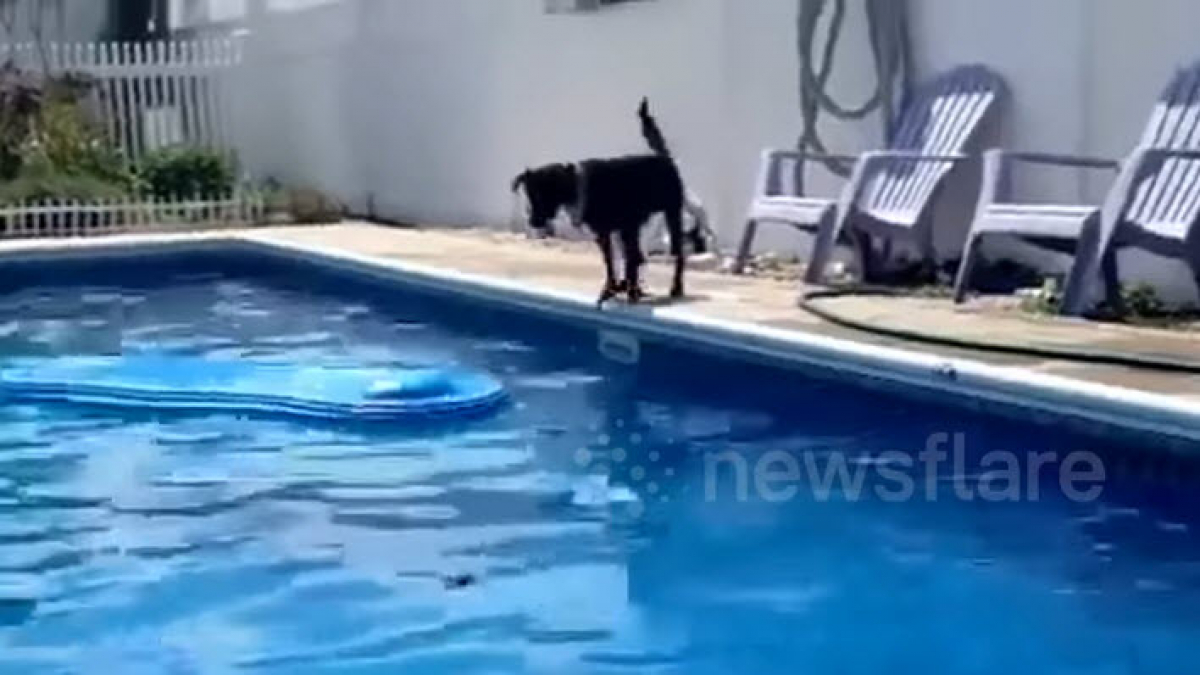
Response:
[0,259,1199,673]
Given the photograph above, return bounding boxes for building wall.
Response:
[201,0,1200,302]
[227,0,839,247]
[1,0,107,42]
[908,0,1200,300]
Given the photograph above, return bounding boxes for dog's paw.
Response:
[626,285,647,304]
[669,285,685,300]
[597,283,621,307]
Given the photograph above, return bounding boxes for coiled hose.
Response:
[799,287,1200,374]
[794,0,912,184]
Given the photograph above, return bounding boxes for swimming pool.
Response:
[0,247,1199,674]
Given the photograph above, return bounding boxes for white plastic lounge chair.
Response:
[734,64,1006,285]
[954,60,1200,315]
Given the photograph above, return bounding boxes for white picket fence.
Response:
[1,37,242,160]
[0,37,257,238]
[0,194,266,239]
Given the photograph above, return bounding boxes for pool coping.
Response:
[3,231,1200,450]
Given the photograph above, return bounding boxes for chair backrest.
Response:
[859,64,1006,225]
[1123,60,1200,240]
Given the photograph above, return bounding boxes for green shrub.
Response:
[138,146,235,200]
[1121,283,1166,320]
[0,168,128,205]
[0,65,135,203]
[1026,280,1187,325]
[0,63,45,180]
[19,99,136,190]
[0,97,135,206]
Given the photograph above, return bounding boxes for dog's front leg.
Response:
[666,209,687,299]
[619,228,646,304]
[596,232,621,307]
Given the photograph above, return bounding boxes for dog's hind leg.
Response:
[596,232,621,307]
[665,209,687,299]
[619,227,646,304]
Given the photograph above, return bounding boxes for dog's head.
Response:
[511,163,578,236]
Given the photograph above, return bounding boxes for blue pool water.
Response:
[0,251,1199,674]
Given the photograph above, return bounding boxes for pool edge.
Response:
[1,232,1197,449]
[232,234,1200,450]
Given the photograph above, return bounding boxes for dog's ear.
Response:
[639,97,650,117]
[511,170,529,194]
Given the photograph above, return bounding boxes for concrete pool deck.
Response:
[247,223,1200,404]
[1,222,1197,411]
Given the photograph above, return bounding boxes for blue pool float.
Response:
[0,356,507,422]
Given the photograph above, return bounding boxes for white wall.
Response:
[908,0,1200,302]
[209,0,1200,302]
[1,0,107,42]
[231,0,724,228]
[227,0,847,242]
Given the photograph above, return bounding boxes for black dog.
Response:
[512,99,706,306]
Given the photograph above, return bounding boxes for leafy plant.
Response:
[1022,278,1196,327]
[1120,283,1166,320]
[137,146,235,200]
[0,62,44,180]
[0,64,134,203]
[0,166,128,204]
[19,99,135,188]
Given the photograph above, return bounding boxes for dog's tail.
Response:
[511,170,529,194]
[639,98,671,158]
[641,98,714,255]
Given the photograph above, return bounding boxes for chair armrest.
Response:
[754,148,859,197]
[760,149,861,165]
[994,150,1120,171]
[976,149,1121,207]
[860,149,971,164]
[1140,147,1200,161]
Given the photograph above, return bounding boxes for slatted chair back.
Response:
[860,65,1006,225]
[1123,61,1200,239]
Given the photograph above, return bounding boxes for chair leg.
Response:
[871,236,893,283]
[952,233,984,304]
[918,220,939,283]
[804,206,841,285]
[1193,265,1200,306]
[849,229,871,283]
[1061,216,1106,316]
[732,219,758,275]
[1101,248,1123,313]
